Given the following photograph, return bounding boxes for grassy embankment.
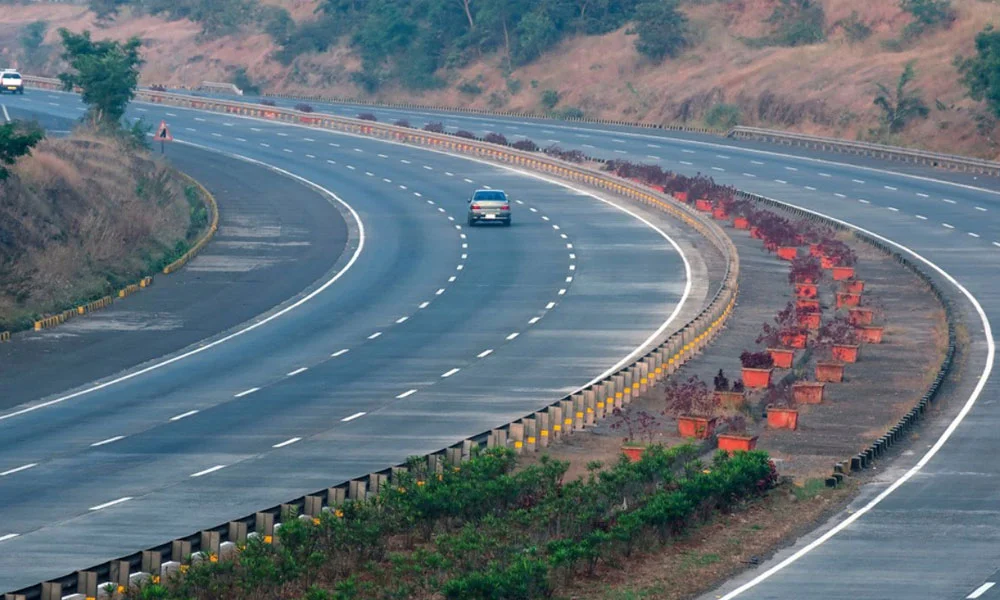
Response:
[0,128,208,332]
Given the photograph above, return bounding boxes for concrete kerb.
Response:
[11,79,744,600]
[736,191,957,488]
[163,172,220,275]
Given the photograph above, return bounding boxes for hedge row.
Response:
[132,447,777,600]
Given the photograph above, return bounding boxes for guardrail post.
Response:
[326,487,346,506]
[370,472,389,495]
[583,389,596,425]
[201,530,221,557]
[535,411,550,447]
[141,550,162,577]
[446,446,463,465]
[549,405,563,440]
[571,394,585,429]
[254,512,274,540]
[348,479,367,501]
[523,417,537,452]
[509,422,525,453]
[172,539,193,562]
[559,399,574,433]
[463,439,476,460]
[109,560,129,592]
[638,361,649,393]
[77,571,98,598]
[4,594,26,600]
[40,583,60,600]
[303,495,323,517]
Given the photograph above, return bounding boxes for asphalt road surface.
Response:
[0,94,699,592]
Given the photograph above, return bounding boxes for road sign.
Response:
[156,120,173,142]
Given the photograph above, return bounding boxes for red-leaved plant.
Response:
[740,350,775,369]
[664,375,715,417]
[758,302,809,348]
[610,407,662,446]
[788,256,823,285]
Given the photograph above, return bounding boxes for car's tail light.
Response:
[501,205,510,211]
[471,204,480,210]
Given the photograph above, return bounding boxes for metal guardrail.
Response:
[197,81,243,96]
[728,126,1000,177]
[10,75,741,600]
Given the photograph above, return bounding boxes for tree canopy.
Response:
[57,29,144,126]
[957,25,1000,118]
[0,122,44,181]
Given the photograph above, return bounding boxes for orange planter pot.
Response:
[809,243,823,257]
[622,445,644,463]
[821,255,836,269]
[717,434,758,454]
[849,307,874,326]
[857,326,884,344]
[768,348,795,369]
[695,199,713,212]
[742,367,773,389]
[780,332,807,349]
[712,208,729,221]
[767,407,799,430]
[734,216,750,230]
[841,280,865,294]
[792,382,825,404]
[674,191,688,203]
[777,246,798,261]
[832,266,856,281]
[713,391,746,409]
[816,361,845,383]
[750,227,763,240]
[796,299,820,311]
[798,312,821,329]
[795,283,818,299]
[650,184,665,193]
[677,416,717,440]
[832,344,860,363]
[836,292,862,308]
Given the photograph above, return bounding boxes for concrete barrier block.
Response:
[583,390,596,425]
[160,561,180,580]
[4,593,26,600]
[129,572,152,588]
[550,406,563,439]
[370,472,389,494]
[327,486,346,507]
[219,541,237,562]
[559,400,574,433]
[446,446,463,464]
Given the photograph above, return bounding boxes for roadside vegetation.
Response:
[125,447,778,599]
[0,30,208,332]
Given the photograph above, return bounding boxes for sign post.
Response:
[156,120,173,154]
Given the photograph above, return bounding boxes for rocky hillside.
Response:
[1,0,999,157]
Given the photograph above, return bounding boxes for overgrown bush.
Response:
[423,121,445,133]
[631,0,690,62]
[900,0,955,41]
[836,11,872,43]
[483,132,508,145]
[541,89,560,111]
[512,139,540,152]
[294,103,314,113]
[746,0,826,48]
[453,130,477,139]
[357,112,377,122]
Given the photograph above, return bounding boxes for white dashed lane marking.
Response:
[367,332,382,339]
[341,412,366,422]
[477,349,493,358]
[0,464,37,477]
[90,436,125,448]
[190,465,226,478]
[441,368,460,378]
[234,387,259,398]
[916,215,928,220]
[331,349,350,357]
[506,332,520,340]
[170,410,198,422]
[396,389,418,399]
[943,223,955,229]
[273,437,301,448]
[89,497,132,511]
[287,368,308,377]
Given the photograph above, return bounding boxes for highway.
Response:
[3,87,1000,599]
[0,94,703,592]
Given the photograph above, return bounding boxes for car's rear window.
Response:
[473,191,506,201]
[3,74,21,80]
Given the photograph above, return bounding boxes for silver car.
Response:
[466,189,511,226]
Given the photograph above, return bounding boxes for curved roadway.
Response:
[228,95,1000,599]
[0,95,701,592]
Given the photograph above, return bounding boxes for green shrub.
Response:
[900,0,955,40]
[746,0,826,48]
[705,103,743,129]
[458,80,483,96]
[837,11,872,43]
[541,89,560,110]
[631,0,690,61]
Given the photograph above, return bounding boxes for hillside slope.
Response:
[1,1,998,157]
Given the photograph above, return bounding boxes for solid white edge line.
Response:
[190,464,226,478]
[0,142,367,424]
[969,582,996,599]
[718,195,994,599]
[89,497,132,511]
[169,410,198,422]
[0,463,37,477]
[90,435,125,447]
[272,437,302,448]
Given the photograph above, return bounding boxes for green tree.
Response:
[873,61,929,133]
[20,21,47,53]
[57,29,144,126]
[88,0,129,21]
[0,122,44,181]
[900,0,955,40]
[957,26,1000,117]
[631,0,689,62]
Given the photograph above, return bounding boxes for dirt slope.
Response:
[1,1,998,157]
